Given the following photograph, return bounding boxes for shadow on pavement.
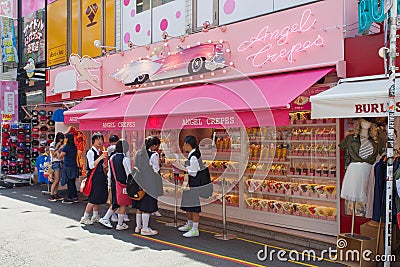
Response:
[0,184,350,267]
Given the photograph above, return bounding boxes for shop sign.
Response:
[101,121,136,129]
[358,0,399,33]
[69,54,102,91]
[23,10,45,65]
[355,102,400,114]
[1,114,12,121]
[0,82,18,122]
[181,117,235,127]
[237,9,323,68]
[0,16,18,63]
[3,92,14,114]
[0,0,16,18]
[21,0,44,17]
[291,87,328,111]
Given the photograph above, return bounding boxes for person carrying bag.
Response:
[100,140,132,230]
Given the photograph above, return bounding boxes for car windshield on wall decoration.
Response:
[110,42,227,86]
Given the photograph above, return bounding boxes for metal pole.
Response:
[165,176,180,227]
[385,1,397,265]
[214,177,236,240]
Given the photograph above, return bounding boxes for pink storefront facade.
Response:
[47,0,347,235]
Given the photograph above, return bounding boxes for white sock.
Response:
[192,222,199,230]
[93,210,99,217]
[118,213,124,226]
[187,220,193,227]
[103,209,114,220]
[136,213,142,228]
[142,213,150,231]
[83,212,90,218]
[124,213,129,219]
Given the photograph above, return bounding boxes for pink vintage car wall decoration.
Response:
[110,42,227,86]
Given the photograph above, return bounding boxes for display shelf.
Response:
[247,160,290,165]
[245,173,287,179]
[287,139,336,143]
[288,123,336,127]
[248,138,289,143]
[287,174,336,180]
[244,190,337,203]
[287,156,336,160]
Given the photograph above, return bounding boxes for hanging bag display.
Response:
[80,165,96,196]
[110,157,133,206]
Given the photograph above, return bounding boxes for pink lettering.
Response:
[237,9,322,67]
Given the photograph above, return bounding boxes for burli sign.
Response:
[358,0,400,33]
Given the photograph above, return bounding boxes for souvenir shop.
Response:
[46,0,347,236]
[0,98,74,185]
[310,27,400,255]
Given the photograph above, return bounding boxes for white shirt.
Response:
[107,145,116,155]
[86,146,101,169]
[49,141,62,162]
[107,153,131,186]
[187,149,200,177]
[149,150,160,173]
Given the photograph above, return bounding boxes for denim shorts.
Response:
[52,161,61,171]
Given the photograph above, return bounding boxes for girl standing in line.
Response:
[99,140,132,230]
[178,135,202,238]
[80,132,108,225]
[133,136,163,236]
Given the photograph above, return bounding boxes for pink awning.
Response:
[79,68,333,130]
[63,96,119,124]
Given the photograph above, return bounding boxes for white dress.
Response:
[340,136,374,203]
[340,162,372,203]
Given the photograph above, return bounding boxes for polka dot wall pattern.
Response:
[224,0,236,15]
[124,32,130,44]
[160,18,168,31]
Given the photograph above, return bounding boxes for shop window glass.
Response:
[152,0,174,8]
[137,0,150,13]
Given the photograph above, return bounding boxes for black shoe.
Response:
[62,198,74,204]
[73,197,79,203]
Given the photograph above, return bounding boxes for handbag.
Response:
[80,165,96,197]
[110,157,133,206]
[126,167,145,201]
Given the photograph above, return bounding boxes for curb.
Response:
[157,207,336,251]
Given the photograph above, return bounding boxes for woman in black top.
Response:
[58,133,79,204]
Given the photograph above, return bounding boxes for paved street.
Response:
[0,185,347,267]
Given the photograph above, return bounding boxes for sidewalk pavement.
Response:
[0,184,349,267]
